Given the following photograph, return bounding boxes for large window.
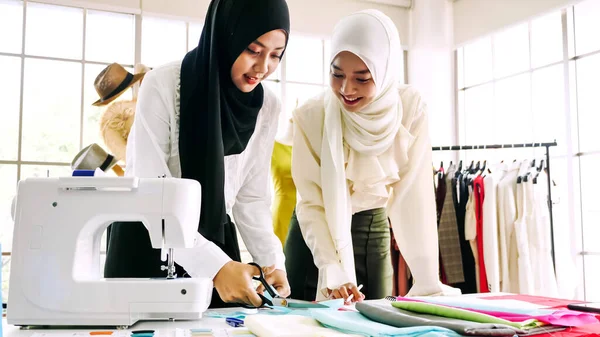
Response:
[0,0,204,305]
[456,0,600,301]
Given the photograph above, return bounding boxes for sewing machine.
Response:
[7,176,213,327]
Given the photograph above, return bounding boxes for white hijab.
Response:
[321,10,405,250]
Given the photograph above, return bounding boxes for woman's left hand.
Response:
[255,265,291,298]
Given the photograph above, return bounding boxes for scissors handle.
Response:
[235,262,278,309]
[248,262,279,299]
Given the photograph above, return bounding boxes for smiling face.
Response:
[329,51,377,112]
[230,29,287,93]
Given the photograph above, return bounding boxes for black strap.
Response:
[101,73,134,102]
[99,154,115,171]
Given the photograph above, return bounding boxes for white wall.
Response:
[408,0,456,150]
[454,0,582,45]
[286,0,410,43]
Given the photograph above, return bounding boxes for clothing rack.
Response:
[431,141,558,271]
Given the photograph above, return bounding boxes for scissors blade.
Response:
[270,298,329,309]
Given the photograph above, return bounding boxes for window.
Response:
[25,3,83,59]
[141,16,186,67]
[463,37,493,87]
[573,0,600,56]
[0,0,23,54]
[493,23,529,79]
[0,2,137,305]
[457,0,600,301]
[531,12,563,68]
[571,0,600,302]
[188,22,203,51]
[285,35,325,85]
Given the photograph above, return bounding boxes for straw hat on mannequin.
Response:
[95,63,151,166]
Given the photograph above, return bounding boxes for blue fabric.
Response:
[309,309,462,337]
[412,297,555,316]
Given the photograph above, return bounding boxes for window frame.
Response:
[456,1,600,301]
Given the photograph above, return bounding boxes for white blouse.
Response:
[126,61,285,280]
[292,85,446,299]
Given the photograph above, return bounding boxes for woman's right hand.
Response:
[213,261,264,307]
[328,283,364,304]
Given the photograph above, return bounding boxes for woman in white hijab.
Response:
[286,9,452,302]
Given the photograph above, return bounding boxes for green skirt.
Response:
[284,207,393,301]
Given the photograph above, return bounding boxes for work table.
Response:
[2,310,248,337]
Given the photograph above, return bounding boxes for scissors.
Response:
[238,262,328,309]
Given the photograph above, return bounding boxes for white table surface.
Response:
[2,309,252,337]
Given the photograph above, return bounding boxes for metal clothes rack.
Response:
[431,141,558,270]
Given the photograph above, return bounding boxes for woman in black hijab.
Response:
[104,0,291,308]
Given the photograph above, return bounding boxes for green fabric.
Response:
[391,301,539,329]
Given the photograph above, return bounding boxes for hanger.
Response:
[531,159,536,168]
[533,159,545,184]
[482,160,487,172]
[458,160,463,171]
[474,161,481,174]
[467,160,474,173]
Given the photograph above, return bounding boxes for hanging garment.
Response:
[438,164,465,284]
[391,224,410,296]
[271,141,297,245]
[436,170,447,224]
[530,171,558,297]
[482,165,507,292]
[497,161,520,293]
[452,173,477,294]
[464,184,480,292]
[473,175,489,293]
[515,161,535,295]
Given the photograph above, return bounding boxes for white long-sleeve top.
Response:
[292,85,444,300]
[482,165,507,292]
[125,61,285,280]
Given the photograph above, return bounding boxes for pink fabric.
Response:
[395,297,599,327]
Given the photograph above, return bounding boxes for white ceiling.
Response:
[357,0,413,9]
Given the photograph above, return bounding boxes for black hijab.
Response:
[179,0,290,245]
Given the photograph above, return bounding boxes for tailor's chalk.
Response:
[225,317,244,328]
[131,334,153,337]
[89,331,113,335]
[131,331,154,334]
[189,328,212,334]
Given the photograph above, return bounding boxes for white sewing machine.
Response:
[7,176,213,327]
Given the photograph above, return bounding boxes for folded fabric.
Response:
[356,300,521,336]
[245,314,360,337]
[412,297,544,314]
[406,296,599,327]
[308,308,462,337]
[391,301,539,329]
